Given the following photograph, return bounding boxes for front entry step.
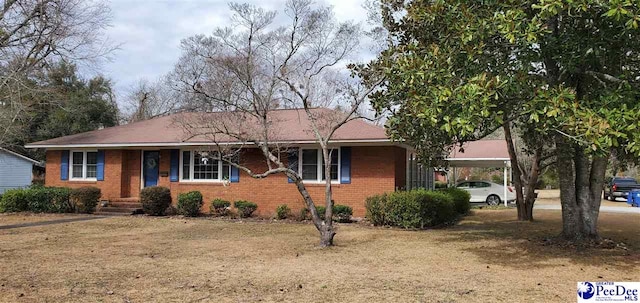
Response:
[95,197,142,216]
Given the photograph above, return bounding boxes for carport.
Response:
[445,140,511,206]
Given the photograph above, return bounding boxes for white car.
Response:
[456,180,516,205]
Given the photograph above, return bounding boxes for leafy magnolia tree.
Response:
[363,0,640,241]
[170,0,380,247]
[0,0,113,147]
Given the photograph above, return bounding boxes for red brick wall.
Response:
[45,150,124,200]
[45,146,406,217]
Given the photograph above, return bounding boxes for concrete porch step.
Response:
[108,202,143,208]
[94,211,134,216]
[110,197,140,203]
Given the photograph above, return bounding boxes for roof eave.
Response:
[25,139,395,149]
[0,148,42,165]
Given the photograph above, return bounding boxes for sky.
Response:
[99,0,370,103]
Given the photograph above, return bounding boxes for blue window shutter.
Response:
[230,164,240,183]
[96,150,105,181]
[170,149,179,182]
[340,147,351,184]
[60,150,69,180]
[287,149,299,183]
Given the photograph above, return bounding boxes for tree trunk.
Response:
[319,224,336,247]
[555,135,608,242]
[503,119,541,221]
[320,148,335,247]
[291,175,335,247]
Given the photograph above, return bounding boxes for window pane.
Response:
[222,163,231,179]
[182,151,191,179]
[302,149,318,180]
[193,151,219,180]
[72,165,83,178]
[322,149,339,180]
[86,164,97,178]
[72,152,83,165]
[86,152,97,165]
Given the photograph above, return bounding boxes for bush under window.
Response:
[210,198,231,216]
[140,186,172,216]
[332,204,353,223]
[70,186,101,214]
[177,191,203,217]
[234,200,257,218]
[275,204,291,219]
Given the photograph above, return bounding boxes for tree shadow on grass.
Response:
[433,210,640,271]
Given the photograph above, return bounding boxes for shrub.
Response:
[210,199,231,216]
[333,204,353,223]
[310,204,352,222]
[234,200,257,218]
[365,189,458,229]
[442,187,471,215]
[298,207,310,221]
[0,187,73,213]
[49,187,74,213]
[365,194,389,226]
[70,187,101,214]
[0,189,29,212]
[27,187,56,213]
[275,204,291,219]
[140,186,172,216]
[420,191,456,226]
[315,205,326,220]
[177,191,203,217]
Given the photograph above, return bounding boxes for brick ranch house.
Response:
[26,109,432,217]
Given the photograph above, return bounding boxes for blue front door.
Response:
[143,151,160,187]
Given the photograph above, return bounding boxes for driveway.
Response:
[534,204,640,214]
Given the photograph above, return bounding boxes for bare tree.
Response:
[0,0,113,145]
[170,0,382,247]
[123,78,181,123]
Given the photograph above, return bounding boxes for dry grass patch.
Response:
[0,210,638,302]
[0,213,88,226]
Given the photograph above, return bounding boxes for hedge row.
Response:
[365,188,470,229]
[139,187,258,218]
[0,186,101,214]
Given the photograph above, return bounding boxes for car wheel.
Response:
[608,193,615,201]
[486,195,501,206]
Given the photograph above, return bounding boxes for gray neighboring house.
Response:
[0,148,41,194]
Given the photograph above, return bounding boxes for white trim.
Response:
[25,139,393,149]
[69,150,98,182]
[299,148,340,183]
[140,150,144,189]
[179,149,230,182]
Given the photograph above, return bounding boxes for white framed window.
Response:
[180,150,230,182]
[299,148,339,182]
[70,150,98,181]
